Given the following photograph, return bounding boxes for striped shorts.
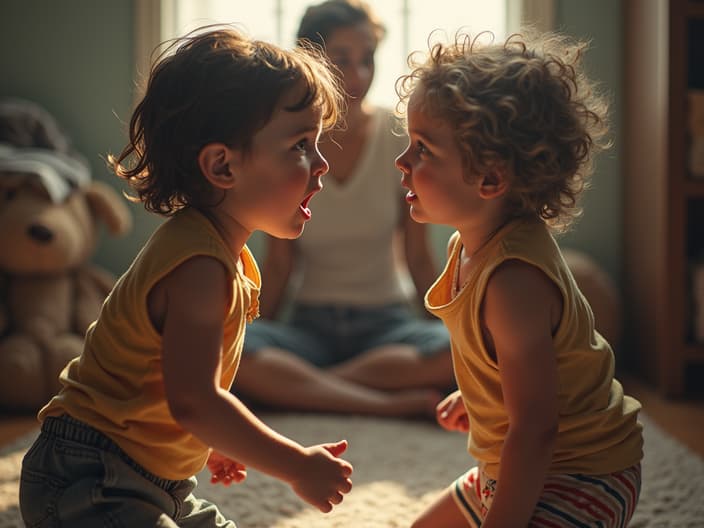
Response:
[451,463,641,527]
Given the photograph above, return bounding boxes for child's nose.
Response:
[315,152,330,179]
[395,149,409,173]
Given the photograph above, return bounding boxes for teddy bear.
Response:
[0,98,132,411]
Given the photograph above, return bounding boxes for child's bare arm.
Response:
[160,255,352,512]
[480,259,561,528]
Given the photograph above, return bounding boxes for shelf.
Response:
[624,0,704,397]
[684,179,704,197]
[687,1,704,18]
[685,343,704,360]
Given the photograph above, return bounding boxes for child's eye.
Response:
[416,140,429,156]
[293,139,308,153]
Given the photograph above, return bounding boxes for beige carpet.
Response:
[1,413,702,527]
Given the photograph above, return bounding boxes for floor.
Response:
[620,373,704,458]
[0,411,37,449]
[1,374,703,458]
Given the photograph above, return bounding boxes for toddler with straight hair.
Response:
[20,26,352,526]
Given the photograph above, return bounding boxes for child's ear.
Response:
[478,165,509,199]
[198,143,240,189]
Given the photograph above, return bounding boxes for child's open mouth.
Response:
[405,190,417,203]
[299,192,316,219]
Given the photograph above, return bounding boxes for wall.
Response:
[0,0,623,284]
[554,0,624,284]
[0,0,160,274]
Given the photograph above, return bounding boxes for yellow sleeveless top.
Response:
[426,218,642,479]
[39,207,260,480]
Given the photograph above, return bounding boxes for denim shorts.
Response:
[20,414,235,528]
[244,302,450,367]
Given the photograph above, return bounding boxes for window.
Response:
[168,1,505,108]
[134,1,553,106]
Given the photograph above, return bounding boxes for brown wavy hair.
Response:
[110,26,344,216]
[396,29,610,233]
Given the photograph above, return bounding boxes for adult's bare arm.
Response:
[257,236,295,319]
[401,196,438,314]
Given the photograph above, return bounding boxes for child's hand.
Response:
[436,390,469,433]
[207,450,247,486]
[288,439,353,513]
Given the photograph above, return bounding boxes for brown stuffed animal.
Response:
[562,248,622,351]
[0,98,132,410]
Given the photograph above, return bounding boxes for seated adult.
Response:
[234,0,453,417]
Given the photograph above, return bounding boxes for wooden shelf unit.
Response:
[624,0,704,396]
[685,344,704,361]
[683,180,704,197]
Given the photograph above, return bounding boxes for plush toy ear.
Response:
[478,165,509,200]
[198,143,238,190]
[84,181,132,236]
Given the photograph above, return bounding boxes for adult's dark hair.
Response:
[296,0,386,49]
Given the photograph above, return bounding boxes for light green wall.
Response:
[1,0,623,284]
[553,0,624,284]
[0,0,160,275]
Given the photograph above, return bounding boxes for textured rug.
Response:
[1,413,702,527]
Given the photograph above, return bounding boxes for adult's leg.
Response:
[327,305,455,391]
[235,347,439,417]
[328,343,454,391]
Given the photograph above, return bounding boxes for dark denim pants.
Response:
[20,415,235,527]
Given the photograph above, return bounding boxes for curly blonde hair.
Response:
[396,29,610,233]
[110,26,344,216]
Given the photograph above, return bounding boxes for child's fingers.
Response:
[208,455,248,486]
[314,498,333,513]
[437,405,456,426]
[210,468,247,485]
[457,414,470,432]
[438,398,469,432]
[436,396,452,414]
[341,477,353,493]
[329,491,344,505]
[322,439,348,458]
[227,460,247,472]
[230,469,247,483]
[437,415,456,431]
[436,394,459,422]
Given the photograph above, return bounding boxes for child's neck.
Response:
[458,214,512,261]
[199,206,249,260]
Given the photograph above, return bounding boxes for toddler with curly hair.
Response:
[395,29,643,527]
